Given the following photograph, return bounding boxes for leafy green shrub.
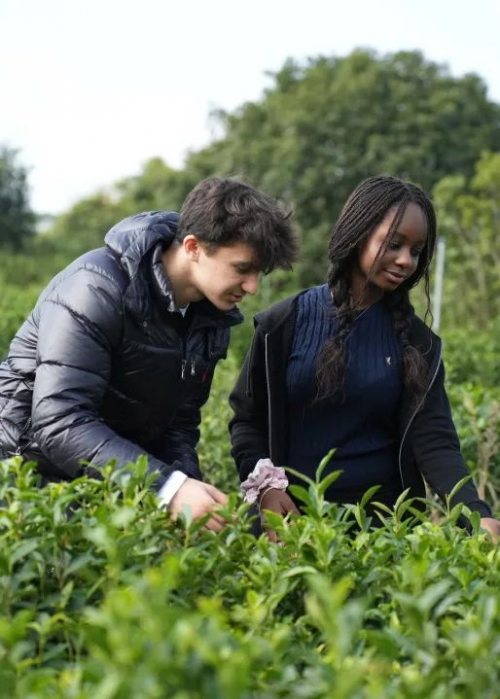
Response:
[0,285,40,360]
[1,458,500,698]
[198,353,240,493]
[443,320,500,388]
[449,382,500,509]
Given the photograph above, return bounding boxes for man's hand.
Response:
[169,478,228,532]
[259,488,300,542]
[479,517,500,544]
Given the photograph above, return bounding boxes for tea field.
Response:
[1,293,499,698]
[1,447,500,698]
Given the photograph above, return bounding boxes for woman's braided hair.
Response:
[316,175,437,405]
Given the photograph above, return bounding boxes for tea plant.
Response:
[0,285,40,360]
[1,457,499,698]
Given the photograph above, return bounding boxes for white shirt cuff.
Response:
[157,470,188,508]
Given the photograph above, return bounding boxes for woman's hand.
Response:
[479,517,500,544]
[259,488,300,542]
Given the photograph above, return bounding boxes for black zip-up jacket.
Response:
[229,291,491,518]
[0,211,242,489]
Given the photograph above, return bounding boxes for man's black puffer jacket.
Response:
[0,211,242,488]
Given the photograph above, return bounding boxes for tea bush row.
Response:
[1,459,499,698]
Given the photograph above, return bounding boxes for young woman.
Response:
[229,175,499,539]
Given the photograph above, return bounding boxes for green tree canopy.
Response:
[433,151,500,330]
[0,146,35,250]
[29,48,500,334]
[116,157,193,213]
[184,49,500,285]
[45,159,193,260]
[46,192,129,259]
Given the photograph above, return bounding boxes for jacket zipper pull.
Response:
[181,359,187,380]
[190,358,196,377]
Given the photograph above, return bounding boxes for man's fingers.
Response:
[204,515,226,533]
[208,509,226,527]
[204,483,229,506]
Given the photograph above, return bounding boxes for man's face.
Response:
[191,241,261,311]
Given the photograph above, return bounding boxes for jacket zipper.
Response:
[180,330,188,379]
[13,416,32,456]
[245,332,258,397]
[181,330,205,380]
[264,333,274,460]
[397,345,442,488]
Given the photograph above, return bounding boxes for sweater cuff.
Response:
[465,499,493,518]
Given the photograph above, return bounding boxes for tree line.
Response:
[2,48,500,330]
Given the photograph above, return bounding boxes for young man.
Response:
[0,177,297,530]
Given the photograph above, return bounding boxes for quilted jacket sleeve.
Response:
[31,267,174,488]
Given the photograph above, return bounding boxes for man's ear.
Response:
[183,235,201,260]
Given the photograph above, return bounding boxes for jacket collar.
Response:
[105,210,179,279]
[150,242,180,314]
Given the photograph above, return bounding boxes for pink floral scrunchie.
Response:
[240,459,289,504]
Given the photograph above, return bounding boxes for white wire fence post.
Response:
[432,236,446,332]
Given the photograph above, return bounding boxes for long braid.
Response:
[387,183,436,406]
[386,288,429,405]
[316,175,437,405]
[316,264,353,401]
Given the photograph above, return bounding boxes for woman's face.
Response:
[351,202,428,305]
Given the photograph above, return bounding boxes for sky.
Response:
[2,0,500,215]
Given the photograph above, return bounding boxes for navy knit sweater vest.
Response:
[286,285,403,505]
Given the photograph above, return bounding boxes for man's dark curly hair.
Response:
[177,177,297,273]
